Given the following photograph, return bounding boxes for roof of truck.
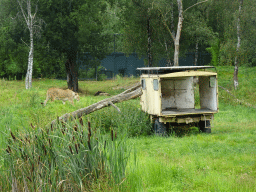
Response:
[140,70,217,78]
[137,66,216,74]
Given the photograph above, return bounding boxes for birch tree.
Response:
[17,0,42,89]
[233,0,243,90]
[157,0,208,66]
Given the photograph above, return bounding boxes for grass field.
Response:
[125,102,256,191]
[0,66,255,191]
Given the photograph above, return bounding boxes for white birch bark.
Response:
[173,0,183,66]
[26,27,33,89]
[234,0,243,90]
[17,0,38,89]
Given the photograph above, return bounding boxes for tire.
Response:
[154,119,167,135]
[198,120,211,133]
[204,128,211,133]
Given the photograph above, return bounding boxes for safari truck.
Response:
[137,66,218,134]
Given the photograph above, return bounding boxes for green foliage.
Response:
[182,5,217,53]
[99,73,108,81]
[32,41,67,79]
[0,0,113,80]
[0,12,27,79]
[120,0,170,65]
[206,0,256,66]
[87,100,152,137]
[0,0,256,79]
[119,0,221,66]
[78,65,107,80]
[206,38,220,66]
[112,102,152,137]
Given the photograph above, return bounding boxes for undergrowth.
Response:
[0,118,132,191]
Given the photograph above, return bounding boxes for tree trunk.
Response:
[95,64,98,81]
[24,0,34,89]
[25,29,34,89]
[194,40,198,66]
[164,38,172,66]
[234,0,243,90]
[65,51,78,92]
[147,15,153,67]
[50,82,142,126]
[169,0,174,67]
[174,0,183,66]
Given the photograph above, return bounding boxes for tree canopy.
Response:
[0,0,255,82]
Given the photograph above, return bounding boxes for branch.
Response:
[158,35,164,48]
[10,12,19,20]
[108,101,121,113]
[184,0,208,13]
[33,24,42,30]
[17,0,29,26]
[32,4,38,20]
[21,38,29,47]
[158,9,175,42]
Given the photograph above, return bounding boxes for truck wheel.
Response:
[198,120,211,133]
[154,119,167,135]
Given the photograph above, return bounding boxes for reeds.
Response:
[0,117,131,191]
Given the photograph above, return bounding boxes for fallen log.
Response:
[50,82,142,126]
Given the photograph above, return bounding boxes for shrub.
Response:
[88,100,152,137]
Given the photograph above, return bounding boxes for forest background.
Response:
[0,0,255,84]
[0,0,256,190]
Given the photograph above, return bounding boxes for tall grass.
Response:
[0,118,132,191]
[87,99,152,137]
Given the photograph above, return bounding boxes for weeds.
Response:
[0,118,132,191]
[87,100,152,137]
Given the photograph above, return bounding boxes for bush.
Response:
[88,100,152,137]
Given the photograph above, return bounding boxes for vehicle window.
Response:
[209,76,215,88]
[153,79,158,91]
[141,79,146,90]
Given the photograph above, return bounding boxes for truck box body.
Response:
[139,70,218,124]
